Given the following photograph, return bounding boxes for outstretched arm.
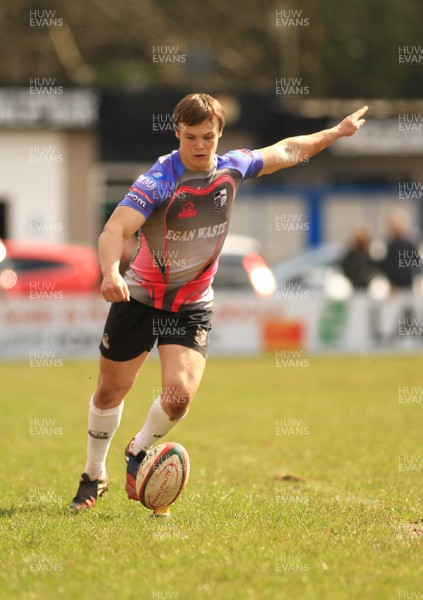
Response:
[258,105,368,175]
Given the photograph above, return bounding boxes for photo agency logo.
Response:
[276,282,310,300]
[152,45,186,64]
[29,281,63,300]
[276,145,310,166]
[275,9,310,28]
[276,350,310,368]
[25,553,63,574]
[152,318,187,337]
[276,78,310,97]
[29,145,64,164]
[152,249,187,269]
[151,526,188,541]
[29,349,64,368]
[398,45,423,65]
[29,9,63,29]
[154,183,186,203]
[153,385,189,407]
[276,554,309,573]
[398,454,423,472]
[398,114,423,132]
[131,174,187,203]
[29,77,63,96]
[275,486,309,505]
[275,213,310,232]
[398,181,423,201]
[29,417,63,436]
[28,485,64,505]
[398,249,423,269]
[152,113,177,133]
[398,386,423,404]
[398,318,423,337]
[398,385,423,404]
[151,591,179,600]
[398,591,423,600]
[276,418,310,436]
[29,213,64,232]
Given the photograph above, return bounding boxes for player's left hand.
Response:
[337,105,368,137]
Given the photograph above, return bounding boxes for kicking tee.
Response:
[118,148,263,312]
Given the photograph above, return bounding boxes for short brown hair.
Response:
[173,93,225,133]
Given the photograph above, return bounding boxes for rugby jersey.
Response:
[118,148,263,312]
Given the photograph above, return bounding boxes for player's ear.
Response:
[175,128,180,140]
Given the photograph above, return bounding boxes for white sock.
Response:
[130,396,188,455]
[84,396,124,480]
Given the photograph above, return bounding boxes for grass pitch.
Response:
[0,355,422,599]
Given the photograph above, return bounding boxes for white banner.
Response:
[0,295,108,360]
[0,291,422,360]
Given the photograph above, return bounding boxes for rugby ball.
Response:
[135,442,190,510]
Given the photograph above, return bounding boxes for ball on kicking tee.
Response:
[136,442,190,516]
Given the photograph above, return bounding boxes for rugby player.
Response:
[70,93,367,509]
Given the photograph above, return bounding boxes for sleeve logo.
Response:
[136,175,156,190]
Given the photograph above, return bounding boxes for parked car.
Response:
[214,234,276,297]
[271,242,409,301]
[272,242,346,294]
[0,235,275,298]
[0,239,101,294]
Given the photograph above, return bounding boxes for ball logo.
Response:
[136,442,190,511]
[151,465,175,505]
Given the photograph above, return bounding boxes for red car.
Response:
[0,239,101,294]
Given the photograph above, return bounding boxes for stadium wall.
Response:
[232,185,403,263]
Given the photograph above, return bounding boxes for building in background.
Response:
[0,89,422,263]
[0,88,98,244]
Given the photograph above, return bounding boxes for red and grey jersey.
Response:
[118,148,263,312]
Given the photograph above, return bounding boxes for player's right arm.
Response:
[257,105,368,175]
[98,206,146,302]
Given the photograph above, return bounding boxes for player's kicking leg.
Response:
[69,352,148,509]
[124,344,206,500]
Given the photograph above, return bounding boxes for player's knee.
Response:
[95,376,132,408]
[161,382,192,420]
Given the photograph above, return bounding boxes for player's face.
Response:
[176,116,222,171]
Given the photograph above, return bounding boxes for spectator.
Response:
[340,225,379,288]
[380,211,421,288]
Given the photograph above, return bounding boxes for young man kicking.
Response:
[69,93,367,509]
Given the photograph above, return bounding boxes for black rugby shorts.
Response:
[99,298,212,361]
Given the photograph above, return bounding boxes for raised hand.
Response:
[337,105,368,137]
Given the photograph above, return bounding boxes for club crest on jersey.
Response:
[213,189,228,213]
[177,202,197,219]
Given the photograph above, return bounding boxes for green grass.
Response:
[0,355,422,600]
